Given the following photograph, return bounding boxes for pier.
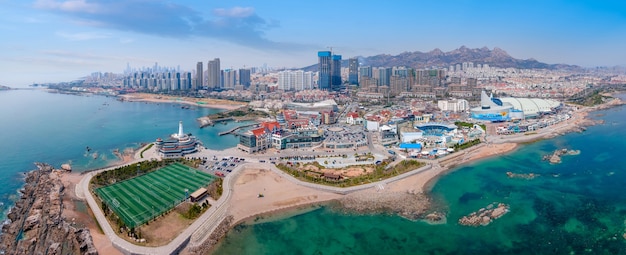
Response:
[218,123,259,136]
[198,117,233,128]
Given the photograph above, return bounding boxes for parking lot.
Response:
[198,155,245,177]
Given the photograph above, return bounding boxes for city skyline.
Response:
[2,0,626,87]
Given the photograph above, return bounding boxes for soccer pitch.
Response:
[95,162,216,228]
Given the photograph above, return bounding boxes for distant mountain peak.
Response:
[491,47,510,58]
[429,48,444,55]
[302,46,580,71]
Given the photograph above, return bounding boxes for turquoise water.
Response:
[213,100,626,254]
[0,89,242,221]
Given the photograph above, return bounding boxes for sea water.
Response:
[0,89,242,221]
[212,97,626,255]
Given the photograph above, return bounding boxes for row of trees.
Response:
[182,201,211,219]
[453,138,481,151]
[91,158,200,187]
[276,160,426,188]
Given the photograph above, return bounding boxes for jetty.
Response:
[218,123,259,136]
[198,117,233,128]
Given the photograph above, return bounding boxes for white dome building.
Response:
[471,90,562,121]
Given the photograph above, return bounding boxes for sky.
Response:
[1,0,626,87]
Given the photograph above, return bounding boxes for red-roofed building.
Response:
[237,121,282,153]
[260,121,281,133]
[346,112,361,125]
[287,119,309,129]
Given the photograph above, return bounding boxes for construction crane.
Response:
[326,46,334,54]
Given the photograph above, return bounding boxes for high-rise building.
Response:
[278,70,314,91]
[238,69,251,87]
[378,67,392,86]
[278,71,292,91]
[331,55,342,88]
[302,71,313,91]
[207,58,221,89]
[359,66,372,79]
[195,61,203,90]
[318,51,332,90]
[348,57,359,85]
[393,66,408,77]
[223,69,237,89]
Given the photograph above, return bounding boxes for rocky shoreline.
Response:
[189,215,234,255]
[0,163,97,255]
[336,190,431,220]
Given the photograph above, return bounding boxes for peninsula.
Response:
[42,94,621,255]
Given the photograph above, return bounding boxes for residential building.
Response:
[208,58,221,89]
[238,69,251,87]
[195,61,203,90]
[348,57,359,85]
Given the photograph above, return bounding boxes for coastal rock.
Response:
[61,163,72,171]
[75,229,98,255]
[459,203,509,227]
[188,215,234,255]
[337,191,431,220]
[424,212,446,224]
[23,213,41,231]
[0,163,98,255]
[48,243,61,255]
[549,154,561,164]
[544,148,580,164]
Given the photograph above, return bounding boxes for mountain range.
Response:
[302,46,581,71]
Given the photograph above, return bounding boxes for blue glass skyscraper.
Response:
[348,57,359,85]
[318,51,332,90]
[331,55,342,89]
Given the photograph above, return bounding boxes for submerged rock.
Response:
[459,203,510,227]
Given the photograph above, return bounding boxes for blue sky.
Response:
[1,0,625,87]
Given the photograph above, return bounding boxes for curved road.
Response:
[77,131,429,254]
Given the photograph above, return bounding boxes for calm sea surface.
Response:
[0,89,242,220]
[212,95,626,255]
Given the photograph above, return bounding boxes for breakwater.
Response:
[218,123,258,136]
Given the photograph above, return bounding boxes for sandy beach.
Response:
[119,93,247,110]
[228,167,343,225]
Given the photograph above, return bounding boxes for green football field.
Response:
[95,162,216,228]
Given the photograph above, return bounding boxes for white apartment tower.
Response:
[278,70,313,91]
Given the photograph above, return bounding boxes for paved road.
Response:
[76,124,422,254]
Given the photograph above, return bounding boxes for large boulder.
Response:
[23,213,41,232]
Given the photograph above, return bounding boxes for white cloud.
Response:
[34,0,101,14]
[212,7,255,18]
